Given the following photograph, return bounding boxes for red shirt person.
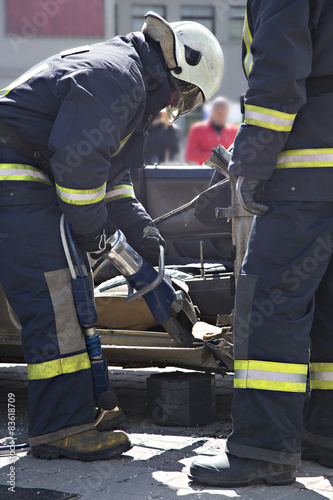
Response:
[185,97,238,165]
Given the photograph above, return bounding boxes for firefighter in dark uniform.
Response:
[0,12,224,461]
[190,0,333,487]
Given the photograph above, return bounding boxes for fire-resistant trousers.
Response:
[227,201,333,465]
[0,201,95,445]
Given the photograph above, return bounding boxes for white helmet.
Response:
[142,11,224,122]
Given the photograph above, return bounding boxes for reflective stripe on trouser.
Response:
[304,261,333,449]
[234,360,307,393]
[309,363,333,389]
[226,201,333,465]
[0,202,95,444]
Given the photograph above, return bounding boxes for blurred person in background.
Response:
[185,97,238,165]
[144,109,180,164]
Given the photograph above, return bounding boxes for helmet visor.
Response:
[166,78,204,123]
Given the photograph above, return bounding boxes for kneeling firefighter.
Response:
[0,12,223,460]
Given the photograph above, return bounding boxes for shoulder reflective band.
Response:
[245,104,296,132]
[277,149,333,169]
[310,363,333,389]
[111,131,134,158]
[105,184,135,203]
[56,182,106,205]
[234,360,308,392]
[27,352,91,381]
[0,62,49,99]
[0,163,52,185]
[243,10,253,78]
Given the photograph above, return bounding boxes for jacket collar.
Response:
[129,32,171,131]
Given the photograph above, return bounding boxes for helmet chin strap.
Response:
[167,72,178,94]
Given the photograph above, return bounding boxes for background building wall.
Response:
[0,0,247,120]
[0,0,116,87]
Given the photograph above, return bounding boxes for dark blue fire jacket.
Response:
[229,0,333,202]
[0,32,171,241]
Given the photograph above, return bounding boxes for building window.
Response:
[229,6,245,40]
[6,0,104,37]
[181,6,215,33]
[131,6,166,32]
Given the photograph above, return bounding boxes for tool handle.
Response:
[126,245,165,302]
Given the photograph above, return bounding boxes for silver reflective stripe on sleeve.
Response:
[245,105,296,132]
[0,163,52,185]
[56,182,107,205]
[0,62,49,98]
[277,149,333,169]
[105,184,135,203]
[243,10,253,77]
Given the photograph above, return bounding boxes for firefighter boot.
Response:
[189,453,296,487]
[95,407,126,431]
[302,441,333,469]
[31,429,131,461]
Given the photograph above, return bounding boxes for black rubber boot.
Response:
[189,452,295,487]
[302,441,333,469]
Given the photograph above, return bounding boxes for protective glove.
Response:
[236,177,269,216]
[128,225,166,266]
[74,220,117,254]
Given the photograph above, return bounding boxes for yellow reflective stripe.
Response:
[245,104,296,132]
[56,182,106,205]
[234,379,306,392]
[310,363,333,372]
[277,148,333,169]
[0,163,52,185]
[105,184,135,203]
[310,363,333,390]
[27,352,91,380]
[310,381,333,389]
[243,10,253,78]
[234,360,308,392]
[235,360,308,374]
[0,62,49,98]
[111,131,134,158]
[245,105,296,122]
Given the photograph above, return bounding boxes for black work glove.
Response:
[128,225,166,266]
[74,220,117,254]
[236,177,269,216]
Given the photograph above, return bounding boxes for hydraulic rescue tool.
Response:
[60,214,196,416]
[98,229,197,347]
[205,144,254,283]
[60,215,118,422]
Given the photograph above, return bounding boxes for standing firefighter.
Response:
[0,12,223,461]
[190,0,333,487]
